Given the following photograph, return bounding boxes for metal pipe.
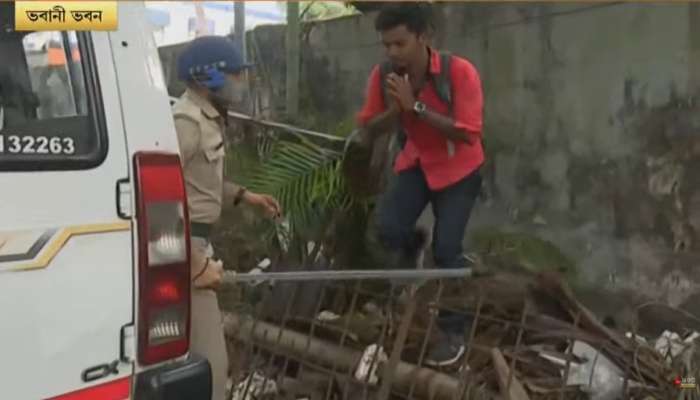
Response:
[223,267,473,284]
[227,110,346,143]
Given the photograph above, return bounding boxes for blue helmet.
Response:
[176,36,253,90]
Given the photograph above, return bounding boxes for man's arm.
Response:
[419,110,475,143]
[386,61,483,144]
[363,105,400,136]
[357,66,400,137]
[223,181,245,205]
[224,181,281,217]
[429,60,483,143]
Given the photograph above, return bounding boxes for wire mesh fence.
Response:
[221,269,682,400]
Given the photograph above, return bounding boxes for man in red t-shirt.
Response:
[357,3,484,367]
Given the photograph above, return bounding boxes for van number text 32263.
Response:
[0,135,76,155]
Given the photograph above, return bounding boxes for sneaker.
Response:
[424,333,465,367]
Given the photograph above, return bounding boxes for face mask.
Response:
[209,77,247,110]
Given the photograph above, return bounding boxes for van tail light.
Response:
[134,152,191,365]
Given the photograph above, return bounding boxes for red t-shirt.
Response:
[357,49,484,191]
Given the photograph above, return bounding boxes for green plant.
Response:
[231,129,369,263]
[471,227,577,279]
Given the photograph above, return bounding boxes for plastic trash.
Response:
[540,341,633,400]
[247,258,272,287]
[354,344,388,385]
[316,310,341,322]
[231,371,278,400]
[654,330,699,366]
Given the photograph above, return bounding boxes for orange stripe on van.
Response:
[9,222,130,272]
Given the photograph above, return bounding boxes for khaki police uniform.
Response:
[172,88,243,400]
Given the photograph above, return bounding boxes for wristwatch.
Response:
[413,101,427,118]
[233,186,248,206]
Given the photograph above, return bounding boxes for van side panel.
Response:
[0,31,134,400]
[108,2,180,157]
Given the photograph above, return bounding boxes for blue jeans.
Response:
[376,166,482,335]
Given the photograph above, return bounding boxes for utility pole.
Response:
[233,1,246,59]
[194,2,207,37]
[285,1,300,118]
[691,3,700,93]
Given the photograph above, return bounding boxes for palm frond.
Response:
[239,139,352,236]
[256,129,278,160]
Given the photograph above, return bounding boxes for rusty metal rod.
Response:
[377,284,418,400]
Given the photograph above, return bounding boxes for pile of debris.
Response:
[407,270,681,399]
[224,269,695,400]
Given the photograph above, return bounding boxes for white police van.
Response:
[0,2,211,399]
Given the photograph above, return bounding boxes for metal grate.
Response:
[221,269,678,400]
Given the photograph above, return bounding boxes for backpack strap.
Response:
[432,51,453,115]
[432,52,456,157]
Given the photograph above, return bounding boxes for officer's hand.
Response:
[192,257,224,289]
[244,191,282,219]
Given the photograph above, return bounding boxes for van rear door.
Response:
[0,4,134,399]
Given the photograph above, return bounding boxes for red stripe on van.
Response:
[46,377,130,400]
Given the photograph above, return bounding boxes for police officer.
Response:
[173,36,281,400]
